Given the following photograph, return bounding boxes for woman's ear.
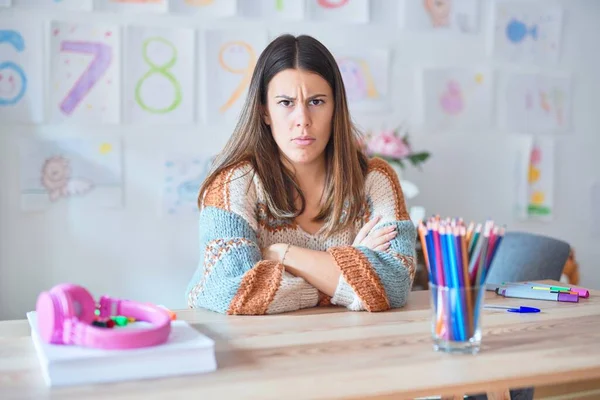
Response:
[261,105,271,126]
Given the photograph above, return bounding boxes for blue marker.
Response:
[484,305,540,313]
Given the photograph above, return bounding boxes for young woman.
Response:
[185,34,417,315]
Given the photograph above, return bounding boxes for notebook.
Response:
[26,311,217,387]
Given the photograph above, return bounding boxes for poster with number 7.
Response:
[49,21,120,124]
[203,29,267,124]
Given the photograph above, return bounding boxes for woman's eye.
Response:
[309,99,324,106]
[278,100,292,107]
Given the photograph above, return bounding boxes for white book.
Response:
[26,311,217,387]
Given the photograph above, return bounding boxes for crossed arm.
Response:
[262,216,398,297]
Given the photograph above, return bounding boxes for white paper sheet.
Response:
[19,138,123,211]
[49,21,121,124]
[0,17,44,123]
[401,0,479,33]
[308,0,369,23]
[13,0,93,10]
[239,0,305,20]
[525,137,554,221]
[502,72,571,134]
[332,47,390,112]
[419,67,493,131]
[202,29,267,124]
[491,1,563,64]
[513,134,534,220]
[162,154,214,216]
[94,0,167,13]
[169,0,236,17]
[125,26,195,124]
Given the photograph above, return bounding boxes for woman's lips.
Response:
[292,137,316,146]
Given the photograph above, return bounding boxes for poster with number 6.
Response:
[49,21,120,124]
[203,29,267,124]
[0,17,44,123]
[125,26,195,124]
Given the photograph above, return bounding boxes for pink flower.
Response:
[367,131,411,159]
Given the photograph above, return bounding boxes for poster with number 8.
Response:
[126,26,195,124]
[49,21,120,124]
[203,29,267,124]
[0,17,44,123]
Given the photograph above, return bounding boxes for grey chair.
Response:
[485,231,571,285]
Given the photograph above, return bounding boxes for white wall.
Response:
[1,0,599,320]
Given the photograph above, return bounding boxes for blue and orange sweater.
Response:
[185,158,417,315]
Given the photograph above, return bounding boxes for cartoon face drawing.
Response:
[424,0,452,27]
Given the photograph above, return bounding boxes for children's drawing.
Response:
[162,155,214,215]
[420,67,492,131]
[308,0,369,23]
[334,48,389,112]
[526,138,554,221]
[19,138,123,211]
[491,1,563,64]
[503,72,571,133]
[94,0,167,13]
[49,21,120,124]
[239,0,305,20]
[0,19,43,123]
[126,26,195,124]
[169,0,236,17]
[204,29,267,123]
[12,0,92,10]
[402,0,479,33]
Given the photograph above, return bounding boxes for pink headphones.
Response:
[36,283,172,350]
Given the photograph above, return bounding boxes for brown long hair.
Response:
[198,34,369,237]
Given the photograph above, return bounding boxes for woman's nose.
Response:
[295,106,311,127]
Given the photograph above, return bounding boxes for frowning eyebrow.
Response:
[275,94,328,100]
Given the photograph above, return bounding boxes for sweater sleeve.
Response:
[327,158,417,312]
[185,163,319,315]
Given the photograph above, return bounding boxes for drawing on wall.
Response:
[0,19,43,123]
[308,0,369,23]
[162,154,214,215]
[239,0,305,19]
[491,1,563,64]
[203,29,267,123]
[49,21,120,124]
[419,67,493,131]
[169,0,236,17]
[503,72,571,133]
[125,26,195,124]
[401,0,479,33]
[19,138,123,211]
[94,0,167,13]
[12,0,93,10]
[333,48,389,112]
[526,138,554,221]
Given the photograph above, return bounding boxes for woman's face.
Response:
[263,68,334,167]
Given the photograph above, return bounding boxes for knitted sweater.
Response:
[185,157,417,315]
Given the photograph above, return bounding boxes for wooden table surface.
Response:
[1,280,599,400]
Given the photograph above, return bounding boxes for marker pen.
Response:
[497,287,579,303]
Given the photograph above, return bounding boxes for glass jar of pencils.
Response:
[429,284,486,354]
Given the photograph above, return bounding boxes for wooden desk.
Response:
[1,280,599,400]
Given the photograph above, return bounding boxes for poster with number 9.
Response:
[0,17,44,123]
[203,29,267,124]
[49,21,120,124]
[125,26,195,124]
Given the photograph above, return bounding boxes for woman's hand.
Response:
[352,215,397,251]
[262,243,287,262]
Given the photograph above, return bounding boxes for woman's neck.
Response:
[284,157,327,206]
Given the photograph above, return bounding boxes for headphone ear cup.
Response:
[53,283,97,324]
